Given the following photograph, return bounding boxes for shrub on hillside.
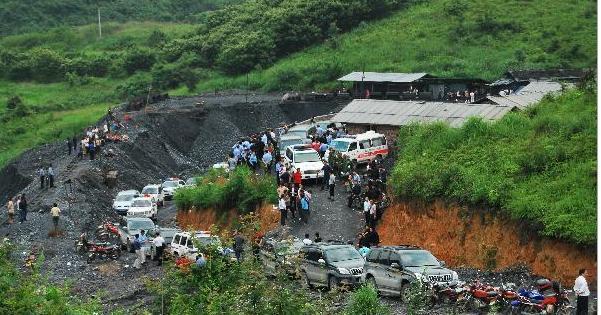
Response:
[121,48,157,75]
[115,73,153,100]
[345,284,390,315]
[174,167,277,213]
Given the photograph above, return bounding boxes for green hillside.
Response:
[0,0,240,36]
[198,0,597,91]
[390,85,597,244]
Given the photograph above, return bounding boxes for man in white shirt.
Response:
[153,232,165,266]
[574,268,590,315]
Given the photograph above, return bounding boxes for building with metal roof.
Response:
[485,81,563,109]
[333,99,513,128]
[337,71,488,101]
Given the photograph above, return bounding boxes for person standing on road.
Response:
[72,136,78,152]
[233,231,245,262]
[363,198,371,226]
[328,173,336,200]
[278,195,287,226]
[262,150,273,173]
[50,203,61,232]
[369,200,378,228]
[67,138,72,155]
[37,167,46,189]
[227,153,237,171]
[19,194,27,223]
[299,191,310,224]
[302,233,312,245]
[574,268,590,315]
[320,161,332,191]
[47,166,55,188]
[6,197,14,224]
[314,232,322,243]
[138,230,148,265]
[132,234,143,269]
[293,168,302,189]
[153,232,165,266]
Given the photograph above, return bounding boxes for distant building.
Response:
[337,72,488,101]
[332,99,514,143]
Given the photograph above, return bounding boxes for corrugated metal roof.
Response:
[487,81,562,109]
[337,72,429,83]
[331,99,513,127]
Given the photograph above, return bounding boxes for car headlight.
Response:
[338,267,351,275]
[452,271,459,280]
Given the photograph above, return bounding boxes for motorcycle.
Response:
[425,280,469,309]
[510,279,574,314]
[463,280,500,312]
[87,242,121,263]
[95,221,120,241]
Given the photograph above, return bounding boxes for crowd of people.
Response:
[445,90,478,103]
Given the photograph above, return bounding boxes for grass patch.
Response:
[390,87,597,244]
[175,167,278,214]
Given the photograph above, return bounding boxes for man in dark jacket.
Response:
[233,231,245,262]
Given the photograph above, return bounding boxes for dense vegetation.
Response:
[0,241,100,314]
[198,0,596,91]
[0,0,240,36]
[174,167,278,213]
[390,86,597,244]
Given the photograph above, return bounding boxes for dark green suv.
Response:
[299,243,365,290]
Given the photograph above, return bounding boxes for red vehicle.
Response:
[95,221,120,241]
[87,242,121,263]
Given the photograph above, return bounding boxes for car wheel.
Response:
[399,282,411,303]
[366,276,378,293]
[328,276,339,291]
[303,271,314,290]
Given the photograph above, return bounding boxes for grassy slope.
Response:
[390,88,597,244]
[0,22,197,166]
[196,0,596,91]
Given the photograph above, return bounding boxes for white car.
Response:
[112,190,140,216]
[141,184,164,207]
[169,231,230,261]
[185,177,198,187]
[327,131,388,164]
[161,179,185,200]
[284,144,324,181]
[127,197,157,220]
[278,134,308,156]
[286,124,313,139]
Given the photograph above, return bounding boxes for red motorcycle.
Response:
[463,280,500,311]
[511,279,574,314]
[426,280,471,311]
[87,242,121,263]
[95,221,120,241]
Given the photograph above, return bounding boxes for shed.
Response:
[485,81,563,109]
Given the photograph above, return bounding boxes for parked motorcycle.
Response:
[509,279,574,314]
[425,280,469,309]
[463,280,500,312]
[95,221,120,241]
[87,242,121,263]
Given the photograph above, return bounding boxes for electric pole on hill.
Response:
[97,7,102,39]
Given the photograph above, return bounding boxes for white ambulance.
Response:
[327,131,388,164]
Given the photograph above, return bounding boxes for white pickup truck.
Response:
[162,231,233,261]
[117,217,177,255]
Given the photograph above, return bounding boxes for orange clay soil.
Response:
[176,203,280,234]
[377,200,597,286]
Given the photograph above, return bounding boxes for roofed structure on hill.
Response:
[485,81,563,109]
[337,71,488,102]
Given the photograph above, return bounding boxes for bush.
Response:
[345,284,390,315]
[121,48,157,75]
[115,73,153,100]
[174,166,277,214]
[28,48,68,82]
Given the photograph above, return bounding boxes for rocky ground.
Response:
[0,92,593,314]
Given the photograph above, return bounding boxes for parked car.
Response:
[117,217,157,253]
[141,184,164,207]
[284,144,324,181]
[161,179,185,200]
[166,231,232,261]
[260,237,304,279]
[277,134,308,156]
[286,124,313,140]
[185,177,198,187]
[326,130,388,165]
[300,243,364,290]
[112,190,140,215]
[363,245,459,301]
[127,197,157,220]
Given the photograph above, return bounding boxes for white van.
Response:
[328,131,388,164]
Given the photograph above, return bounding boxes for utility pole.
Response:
[97,7,102,39]
[246,73,249,104]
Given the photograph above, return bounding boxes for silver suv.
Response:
[363,246,459,301]
[300,243,364,290]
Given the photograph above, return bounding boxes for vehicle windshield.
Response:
[330,140,351,152]
[131,199,151,207]
[280,139,303,149]
[295,152,321,163]
[128,220,155,230]
[400,250,441,267]
[196,236,220,246]
[186,178,198,185]
[116,194,135,202]
[326,247,363,263]
[163,181,178,188]
[287,130,307,138]
[142,187,158,194]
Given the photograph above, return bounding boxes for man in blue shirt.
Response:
[319,142,329,158]
[316,125,325,137]
[262,150,272,172]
